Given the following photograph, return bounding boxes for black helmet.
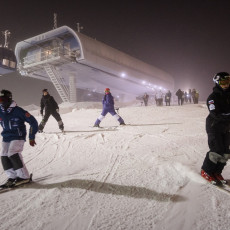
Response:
[213,72,230,85]
[0,89,13,109]
[42,89,48,93]
[0,89,12,99]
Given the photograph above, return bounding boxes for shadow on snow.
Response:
[22,178,186,202]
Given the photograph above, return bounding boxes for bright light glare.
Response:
[121,73,126,77]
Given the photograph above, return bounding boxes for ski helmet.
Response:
[42,89,48,93]
[213,72,230,85]
[104,88,110,93]
[0,89,12,109]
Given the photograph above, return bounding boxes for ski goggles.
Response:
[219,77,230,85]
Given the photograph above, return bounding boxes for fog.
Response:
[0,72,104,106]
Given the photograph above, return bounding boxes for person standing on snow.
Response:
[194,90,199,104]
[191,89,196,104]
[165,90,172,106]
[155,90,163,106]
[38,89,64,133]
[175,89,183,105]
[201,72,230,184]
[0,89,38,188]
[143,93,149,106]
[94,88,125,127]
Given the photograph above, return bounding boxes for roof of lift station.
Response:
[15,26,174,99]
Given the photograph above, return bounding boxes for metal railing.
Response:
[44,64,69,102]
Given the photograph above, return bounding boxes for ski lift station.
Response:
[0,30,17,75]
[15,26,174,102]
[0,47,17,75]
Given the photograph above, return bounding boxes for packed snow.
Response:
[0,102,230,230]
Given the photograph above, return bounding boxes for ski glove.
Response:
[29,140,36,146]
[56,109,59,113]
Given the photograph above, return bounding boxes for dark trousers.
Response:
[39,110,63,131]
[143,100,148,106]
[202,130,230,174]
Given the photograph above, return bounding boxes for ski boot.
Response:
[93,124,100,127]
[38,123,45,133]
[201,169,218,185]
[214,173,227,184]
[0,178,16,188]
[59,121,64,132]
[59,126,64,133]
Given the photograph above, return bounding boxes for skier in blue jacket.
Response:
[0,89,38,188]
[94,88,125,127]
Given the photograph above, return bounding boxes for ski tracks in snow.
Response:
[63,132,125,229]
[0,111,208,230]
[52,127,150,229]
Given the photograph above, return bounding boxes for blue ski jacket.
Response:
[0,102,38,142]
[102,93,114,109]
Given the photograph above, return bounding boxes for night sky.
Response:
[1,0,230,100]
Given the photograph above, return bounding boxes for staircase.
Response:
[44,64,69,102]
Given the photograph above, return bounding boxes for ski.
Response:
[89,126,118,131]
[222,183,230,190]
[201,173,230,195]
[0,173,33,193]
[42,131,66,135]
[209,183,230,195]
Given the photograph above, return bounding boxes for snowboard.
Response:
[0,173,33,193]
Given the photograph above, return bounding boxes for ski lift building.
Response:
[15,26,174,102]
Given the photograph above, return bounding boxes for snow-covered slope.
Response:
[0,103,230,230]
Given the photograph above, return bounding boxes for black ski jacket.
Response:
[206,85,230,132]
[40,94,59,115]
[176,89,183,99]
